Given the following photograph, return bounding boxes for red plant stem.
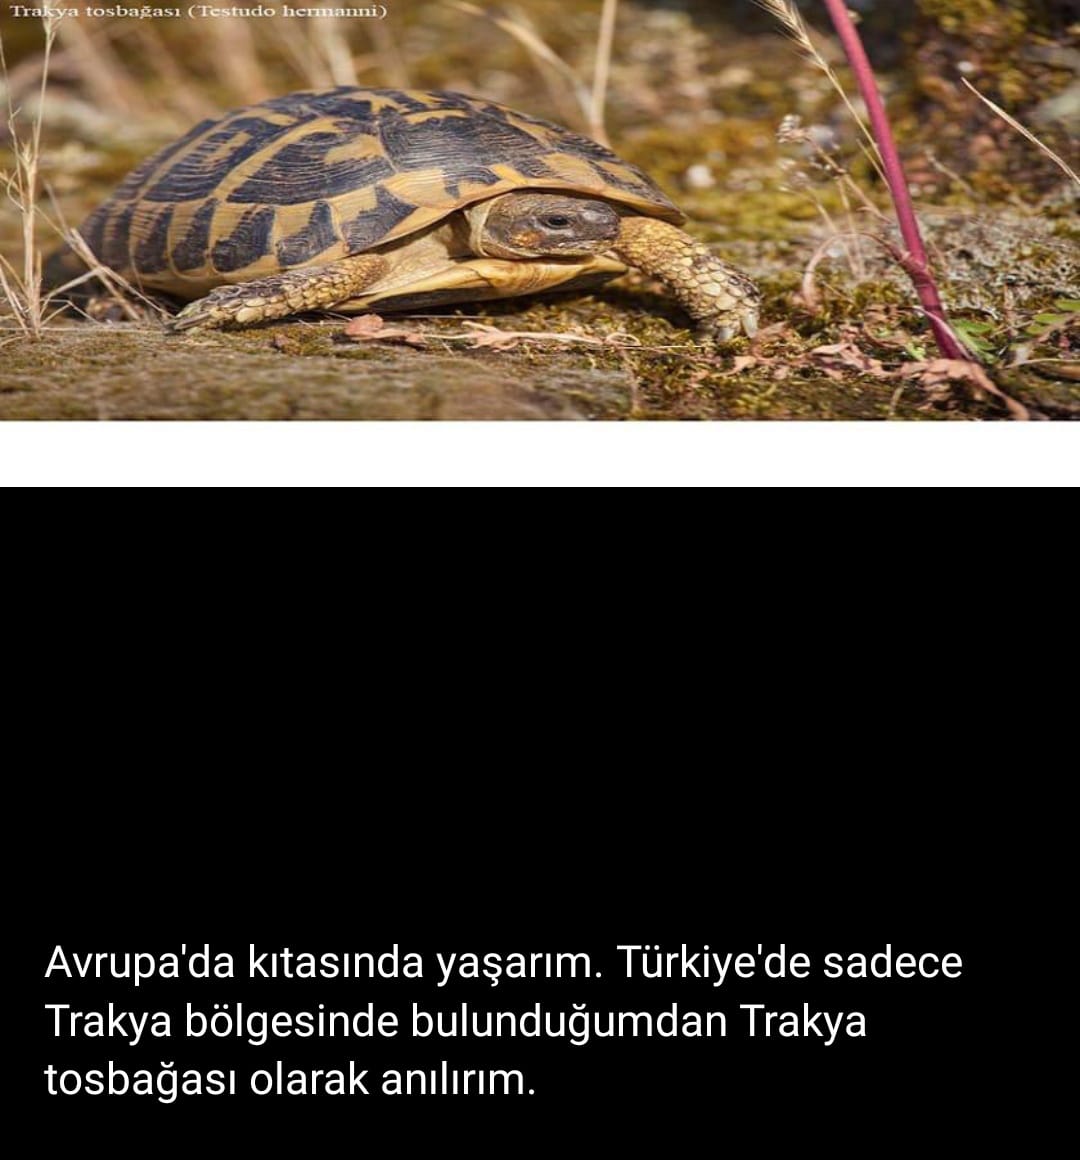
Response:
[820,0,968,360]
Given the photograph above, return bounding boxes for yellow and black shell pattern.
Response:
[79,87,685,295]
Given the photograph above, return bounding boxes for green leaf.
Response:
[951,318,999,357]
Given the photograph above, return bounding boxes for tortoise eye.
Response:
[542,214,573,229]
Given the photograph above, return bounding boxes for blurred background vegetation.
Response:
[2,1,1075,182]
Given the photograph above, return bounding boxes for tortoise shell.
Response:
[79,87,684,295]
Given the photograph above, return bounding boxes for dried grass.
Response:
[446,0,613,144]
[589,0,619,147]
[960,77,1079,188]
[0,16,60,340]
[755,0,884,182]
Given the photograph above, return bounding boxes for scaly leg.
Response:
[166,253,390,332]
[612,217,760,342]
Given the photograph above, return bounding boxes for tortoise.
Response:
[47,87,760,340]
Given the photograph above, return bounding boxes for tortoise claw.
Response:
[696,308,758,344]
[165,302,213,333]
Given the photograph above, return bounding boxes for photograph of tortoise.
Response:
[46,87,760,342]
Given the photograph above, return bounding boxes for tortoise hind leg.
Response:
[166,253,390,332]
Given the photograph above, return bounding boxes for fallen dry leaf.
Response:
[902,359,1029,420]
[343,313,386,338]
[902,358,976,383]
[810,341,889,377]
[342,313,428,347]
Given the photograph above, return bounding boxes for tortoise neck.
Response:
[464,196,511,258]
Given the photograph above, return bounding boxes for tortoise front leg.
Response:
[612,217,760,342]
[166,253,390,332]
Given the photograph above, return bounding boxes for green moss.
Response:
[916,0,1029,39]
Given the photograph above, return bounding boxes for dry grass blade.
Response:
[311,15,360,88]
[446,1,593,136]
[62,228,171,322]
[55,13,141,116]
[755,0,885,182]
[459,321,640,347]
[0,15,63,340]
[589,0,618,147]
[0,262,26,331]
[368,14,410,89]
[263,15,331,90]
[960,77,1079,188]
[209,15,270,105]
[344,315,654,350]
[133,24,220,122]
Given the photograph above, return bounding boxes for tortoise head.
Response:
[467,192,621,259]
